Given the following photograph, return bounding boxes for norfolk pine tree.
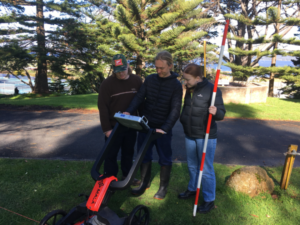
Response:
[223,0,300,96]
[0,0,84,94]
[111,0,216,77]
[289,55,300,98]
[58,5,123,93]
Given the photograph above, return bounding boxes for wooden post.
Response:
[280,145,298,190]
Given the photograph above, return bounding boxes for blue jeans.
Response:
[137,130,173,166]
[185,136,217,202]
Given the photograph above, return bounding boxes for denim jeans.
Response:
[104,128,137,177]
[185,136,217,202]
[137,129,173,166]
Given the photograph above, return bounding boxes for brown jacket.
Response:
[98,74,143,133]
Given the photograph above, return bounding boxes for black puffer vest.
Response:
[180,78,226,139]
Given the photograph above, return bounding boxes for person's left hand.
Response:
[209,106,217,115]
[156,129,166,134]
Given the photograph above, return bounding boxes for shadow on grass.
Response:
[279,98,300,103]
[225,103,259,119]
[0,94,13,99]
[1,155,300,224]
[0,93,98,110]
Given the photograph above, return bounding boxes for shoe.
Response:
[197,201,215,214]
[154,165,172,200]
[121,176,141,186]
[131,162,152,195]
[178,190,196,199]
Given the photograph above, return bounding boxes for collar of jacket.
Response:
[195,77,209,89]
[155,71,179,80]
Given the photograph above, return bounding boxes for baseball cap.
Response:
[112,54,128,73]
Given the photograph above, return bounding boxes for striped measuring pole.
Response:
[193,19,230,217]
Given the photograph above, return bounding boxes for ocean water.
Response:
[0,75,53,95]
[213,60,295,72]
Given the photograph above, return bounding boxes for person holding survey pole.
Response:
[178,63,226,214]
[98,54,142,185]
[123,50,182,200]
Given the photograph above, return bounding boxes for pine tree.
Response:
[218,0,300,96]
[286,55,300,98]
[0,0,85,94]
[58,14,122,93]
[110,0,216,77]
[54,1,124,93]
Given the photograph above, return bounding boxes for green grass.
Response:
[0,93,99,110]
[0,159,300,225]
[1,93,300,120]
[225,98,300,121]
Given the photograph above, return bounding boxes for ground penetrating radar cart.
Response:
[39,113,161,225]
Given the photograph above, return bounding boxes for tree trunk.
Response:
[135,54,143,77]
[268,0,281,97]
[35,0,48,94]
[233,20,248,81]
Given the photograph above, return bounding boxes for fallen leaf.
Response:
[250,214,259,218]
[215,205,218,208]
[266,214,271,218]
[261,196,266,199]
[25,160,28,163]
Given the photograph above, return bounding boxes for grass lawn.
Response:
[0,159,299,225]
[1,93,300,120]
[0,93,99,110]
[225,98,300,121]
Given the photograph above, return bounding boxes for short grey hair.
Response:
[155,50,173,66]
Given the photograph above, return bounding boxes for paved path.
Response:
[1,109,300,167]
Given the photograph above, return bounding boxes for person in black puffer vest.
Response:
[178,64,226,214]
[124,50,183,200]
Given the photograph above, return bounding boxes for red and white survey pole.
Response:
[193,19,230,217]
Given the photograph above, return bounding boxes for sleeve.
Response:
[98,81,113,133]
[126,77,147,114]
[213,88,226,121]
[136,77,145,116]
[160,81,183,132]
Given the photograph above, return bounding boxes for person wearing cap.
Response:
[98,54,142,184]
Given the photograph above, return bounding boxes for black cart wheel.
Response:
[127,205,149,225]
[39,209,67,225]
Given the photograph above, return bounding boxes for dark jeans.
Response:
[104,128,137,177]
[137,129,173,166]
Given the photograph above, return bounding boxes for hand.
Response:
[209,106,217,116]
[156,129,166,134]
[105,130,112,138]
[123,112,130,115]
